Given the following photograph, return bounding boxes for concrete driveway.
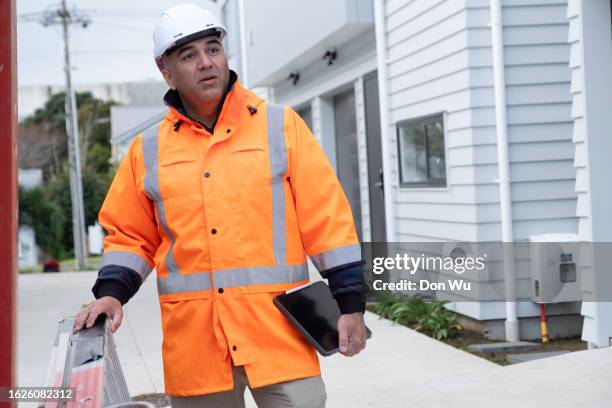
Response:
[18,272,612,407]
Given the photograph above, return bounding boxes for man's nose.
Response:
[196,51,213,69]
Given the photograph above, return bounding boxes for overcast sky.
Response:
[17,0,218,87]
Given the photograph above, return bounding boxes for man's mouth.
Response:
[199,76,217,84]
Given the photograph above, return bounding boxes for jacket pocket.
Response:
[158,155,202,200]
[227,144,270,186]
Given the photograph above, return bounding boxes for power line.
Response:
[19,5,91,27]
[19,8,159,21]
[80,9,160,17]
[20,13,152,36]
[73,49,150,55]
[89,22,151,34]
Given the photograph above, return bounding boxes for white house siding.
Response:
[382,0,490,320]
[566,0,595,340]
[467,0,577,312]
[568,0,612,347]
[383,0,579,328]
[383,0,577,241]
[385,0,482,242]
[466,0,576,242]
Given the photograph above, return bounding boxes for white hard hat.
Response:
[153,3,227,65]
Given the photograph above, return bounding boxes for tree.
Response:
[21,91,116,178]
[18,186,67,259]
[19,91,117,259]
[18,122,66,178]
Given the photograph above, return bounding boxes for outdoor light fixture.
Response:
[323,49,337,65]
[288,72,300,85]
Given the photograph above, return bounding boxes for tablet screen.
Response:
[274,281,371,355]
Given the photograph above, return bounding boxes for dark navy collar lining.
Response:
[163,69,238,134]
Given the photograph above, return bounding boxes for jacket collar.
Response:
[163,69,245,134]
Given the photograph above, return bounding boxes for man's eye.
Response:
[182,53,195,61]
[208,47,219,55]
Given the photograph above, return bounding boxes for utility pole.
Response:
[35,2,91,270]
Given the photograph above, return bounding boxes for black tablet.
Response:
[273,281,372,356]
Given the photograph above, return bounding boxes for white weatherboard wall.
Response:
[382,0,577,324]
[567,0,612,348]
[567,0,595,342]
[384,0,576,240]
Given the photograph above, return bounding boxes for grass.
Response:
[19,255,102,274]
[59,256,102,271]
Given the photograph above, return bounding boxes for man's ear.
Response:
[161,60,176,90]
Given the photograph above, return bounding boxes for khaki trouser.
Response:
[170,365,327,408]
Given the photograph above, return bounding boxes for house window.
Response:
[397,114,446,187]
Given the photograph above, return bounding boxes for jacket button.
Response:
[204,172,210,178]
[218,288,224,294]
[211,228,217,235]
[232,345,237,351]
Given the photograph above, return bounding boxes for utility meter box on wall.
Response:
[529,233,582,303]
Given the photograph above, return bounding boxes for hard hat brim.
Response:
[163,28,222,57]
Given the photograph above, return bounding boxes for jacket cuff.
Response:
[336,292,366,314]
[323,261,367,297]
[93,279,132,305]
[91,265,143,305]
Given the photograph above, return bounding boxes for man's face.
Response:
[161,36,230,107]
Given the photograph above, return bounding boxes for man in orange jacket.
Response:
[73,4,368,407]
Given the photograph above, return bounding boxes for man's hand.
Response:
[337,312,366,357]
[72,296,123,334]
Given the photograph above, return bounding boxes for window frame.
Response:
[396,113,448,188]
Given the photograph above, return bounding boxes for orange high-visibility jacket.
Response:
[98,80,361,396]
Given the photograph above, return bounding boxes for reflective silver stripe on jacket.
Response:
[310,244,362,272]
[102,251,153,281]
[213,264,307,289]
[141,125,180,276]
[157,263,309,295]
[157,271,213,295]
[267,103,288,267]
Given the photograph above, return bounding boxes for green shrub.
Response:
[373,293,461,340]
[18,186,67,259]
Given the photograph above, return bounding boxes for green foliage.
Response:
[25,91,115,136]
[374,293,461,340]
[18,186,67,259]
[24,92,68,134]
[42,162,114,256]
[82,168,114,226]
[19,91,117,260]
[86,142,112,174]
